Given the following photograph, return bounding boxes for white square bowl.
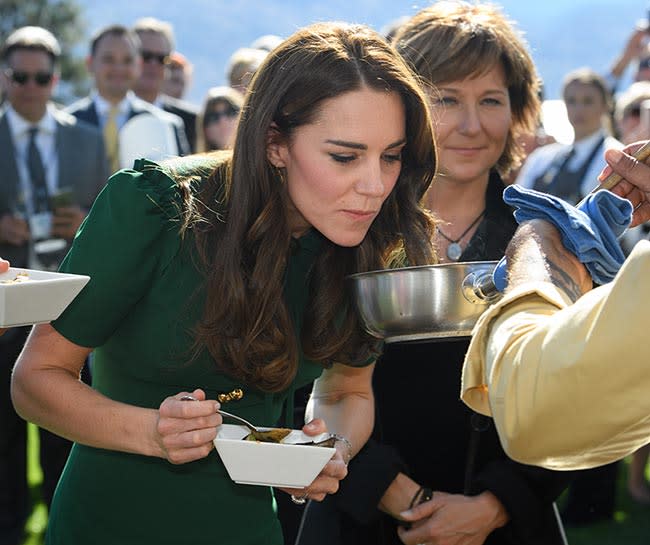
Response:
[214,424,336,488]
[0,267,90,327]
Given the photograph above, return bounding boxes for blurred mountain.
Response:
[74,0,647,106]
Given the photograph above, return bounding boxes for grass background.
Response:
[20,423,650,544]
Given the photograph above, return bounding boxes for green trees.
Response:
[1,0,89,101]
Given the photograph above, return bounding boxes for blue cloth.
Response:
[492,185,633,291]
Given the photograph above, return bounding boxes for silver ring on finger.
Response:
[290,493,308,505]
[180,395,198,401]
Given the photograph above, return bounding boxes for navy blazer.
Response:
[159,94,198,153]
[0,106,108,267]
[65,95,190,157]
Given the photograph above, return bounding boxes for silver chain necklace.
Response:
[437,208,486,261]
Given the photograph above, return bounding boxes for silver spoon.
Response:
[179,395,261,435]
[217,409,263,435]
[179,395,332,445]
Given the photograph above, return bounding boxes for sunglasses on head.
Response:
[4,68,53,86]
[204,108,240,125]
[141,50,170,65]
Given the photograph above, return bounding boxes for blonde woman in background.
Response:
[196,85,244,152]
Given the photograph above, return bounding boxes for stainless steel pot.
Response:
[348,261,501,342]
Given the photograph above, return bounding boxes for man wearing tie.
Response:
[516,69,622,206]
[66,24,190,173]
[0,26,107,545]
[132,17,199,152]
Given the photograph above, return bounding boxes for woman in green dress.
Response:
[11,22,438,545]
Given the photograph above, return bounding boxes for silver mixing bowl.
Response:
[348,261,501,342]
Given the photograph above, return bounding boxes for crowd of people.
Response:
[1,3,650,545]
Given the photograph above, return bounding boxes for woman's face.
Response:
[564,81,607,141]
[203,101,240,150]
[269,87,406,246]
[429,64,511,186]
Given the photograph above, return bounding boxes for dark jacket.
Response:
[65,95,190,157]
[296,172,574,545]
[159,94,199,153]
[0,106,108,267]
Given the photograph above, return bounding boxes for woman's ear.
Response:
[266,123,287,168]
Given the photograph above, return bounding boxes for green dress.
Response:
[47,159,337,545]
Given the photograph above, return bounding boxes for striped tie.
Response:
[27,127,49,212]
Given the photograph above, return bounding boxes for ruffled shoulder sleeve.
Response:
[53,159,188,347]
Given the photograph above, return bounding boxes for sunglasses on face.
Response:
[638,57,650,70]
[141,50,170,65]
[204,108,239,125]
[4,68,53,86]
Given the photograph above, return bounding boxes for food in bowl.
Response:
[215,424,337,487]
[243,428,337,447]
[244,428,292,443]
[1,271,30,284]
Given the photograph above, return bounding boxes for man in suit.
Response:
[66,24,190,174]
[0,26,107,545]
[132,17,199,152]
[163,51,193,100]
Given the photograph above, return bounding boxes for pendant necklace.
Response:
[437,208,486,261]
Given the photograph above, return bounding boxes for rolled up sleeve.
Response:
[461,240,650,470]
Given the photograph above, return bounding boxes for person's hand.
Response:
[51,206,86,240]
[155,388,222,464]
[397,491,508,545]
[0,214,30,246]
[598,142,650,227]
[278,418,349,502]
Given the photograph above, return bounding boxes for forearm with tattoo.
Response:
[505,222,590,303]
[546,259,584,302]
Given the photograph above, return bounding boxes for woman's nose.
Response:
[458,105,481,134]
[356,159,386,196]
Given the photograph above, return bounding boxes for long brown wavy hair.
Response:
[181,22,437,392]
[393,1,541,177]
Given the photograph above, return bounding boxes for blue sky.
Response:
[76,0,646,104]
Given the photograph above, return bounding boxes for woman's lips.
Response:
[447,146,485,156]
[341,209,377,221]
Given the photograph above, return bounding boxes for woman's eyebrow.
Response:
[325,139,367,150]
[325,138,406,150]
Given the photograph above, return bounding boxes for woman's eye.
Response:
[330,153,356,164]
[482,98,506,107]
[433,96,456,107]
[383,153,402,163]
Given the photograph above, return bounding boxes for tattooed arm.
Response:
[504,219,592,302]
[461,222,650,470]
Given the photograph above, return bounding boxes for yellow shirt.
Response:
[461,240,650,470]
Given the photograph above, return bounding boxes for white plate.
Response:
[0,268,90,327]
[214,424,336,488]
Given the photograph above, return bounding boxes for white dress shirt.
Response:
[515,129,623,199]
[92,91,132,130]
[5,104,59,218]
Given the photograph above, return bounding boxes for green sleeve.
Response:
[53,160,183,347]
